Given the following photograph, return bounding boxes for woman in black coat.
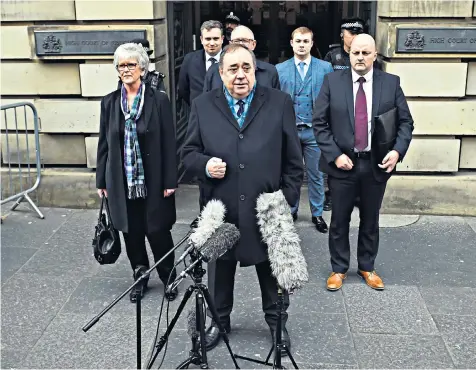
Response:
[96,43,178,302]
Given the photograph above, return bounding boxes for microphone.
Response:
[175,199,226,266]
[167,222,240,291]
[189,199,226,248]
[187,307,197,338]
[256,190,308,292]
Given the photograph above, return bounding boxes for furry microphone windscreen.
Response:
[256,190,309,291]
[186,306,197,338]
[199,222,240,262]
[189,199,226,248]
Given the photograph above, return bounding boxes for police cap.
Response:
[340,17,365,35]
[130,38,153,56]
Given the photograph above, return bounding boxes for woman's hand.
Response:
[97,189,108,198]
[164,189,176,197]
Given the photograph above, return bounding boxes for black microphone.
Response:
[256,190,308,292]
[167,223,240,291]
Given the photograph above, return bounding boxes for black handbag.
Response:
[92,196,121,265]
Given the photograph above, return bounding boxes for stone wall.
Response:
[0,0,168,168]
[376,0,476,173]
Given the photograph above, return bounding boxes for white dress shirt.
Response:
[205,50,221,71]
[294,55,311,78]
[352,68,373,152]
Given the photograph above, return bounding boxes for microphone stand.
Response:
[146,250,240,369]
[234,286,298,369]
[82,229,192,369]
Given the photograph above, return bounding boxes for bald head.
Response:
[349,33,377,76]
[231,25,257,51]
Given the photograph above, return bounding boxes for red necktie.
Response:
[354,77,368,151]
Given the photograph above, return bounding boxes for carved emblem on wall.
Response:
[42,35,63,54]
[404,31,425,50]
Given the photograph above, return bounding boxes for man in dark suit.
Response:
[203,25,280,92]
[182,44,303,353]
[178,20,224,105]
[313,34,414,291]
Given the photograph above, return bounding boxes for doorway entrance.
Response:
[195,1,376,64]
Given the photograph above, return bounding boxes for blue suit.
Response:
[276,57,333,217]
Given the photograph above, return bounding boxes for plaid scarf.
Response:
[120,82,146,199]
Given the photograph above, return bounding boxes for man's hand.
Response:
[335,154,354,171]
[206,157,227,179]
[378,150,399,173]
[164,189,176,197]
[97,189,108,198]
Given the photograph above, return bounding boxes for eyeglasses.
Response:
[231,38,254,45]
[117,63,138,71]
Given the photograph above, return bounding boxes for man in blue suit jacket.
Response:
[276,27,333,233]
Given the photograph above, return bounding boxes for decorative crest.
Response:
[42,35,63,54]
[404,30,425,50]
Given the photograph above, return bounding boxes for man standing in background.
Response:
[276,27,333,234]
[314,34,414,291]
[178,20,224,105]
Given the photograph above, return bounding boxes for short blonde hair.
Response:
[291,27,313,40]
[113,43,149,72]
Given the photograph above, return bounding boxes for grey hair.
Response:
[113,43,149,73]
[200,20,223,35]
[219,44,256,70]
[231,25,255,40]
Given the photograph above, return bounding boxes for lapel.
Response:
[114,90,123,133]
[371,69,382,134]
[197,50,206,79]
[241,86,266,132]
[343,69,355,133]
[214,90,240,131]
[142,86,154,131]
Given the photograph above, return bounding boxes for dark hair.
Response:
[200,20,224,36]
[219,44,256,70]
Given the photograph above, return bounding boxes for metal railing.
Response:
[1,102,44,219]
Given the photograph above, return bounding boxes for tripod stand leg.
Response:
[201,286,240,369]
[146,286,194,369]
[137,294,141,369]
[196,292,209,368]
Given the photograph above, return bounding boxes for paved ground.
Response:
[1,186,476,369]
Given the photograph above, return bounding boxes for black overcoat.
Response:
[182,86,304,266]
[96,87,177,234]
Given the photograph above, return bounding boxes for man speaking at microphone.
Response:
[182,44,303,352]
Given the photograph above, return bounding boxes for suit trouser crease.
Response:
[207,259,289,330]
[328,158,387,273]
[292,127,325,217]
[122,198,176,284]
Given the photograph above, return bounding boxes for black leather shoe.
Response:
[205,322,231,351]
[324,195,332,211]
[164,287,178,301]
[312,216,328,233]
[292,212,298,222]
[270,327,291,357]
[130,266,148,303]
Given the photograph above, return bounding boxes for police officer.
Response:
[323,18,366,210]
[324,17,365,71]
[223,12,240,46]
[117,38,166,93]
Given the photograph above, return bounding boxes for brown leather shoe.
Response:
[326,272,346,291]
[358,270,385,290]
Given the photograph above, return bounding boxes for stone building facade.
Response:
[1,0,475,215]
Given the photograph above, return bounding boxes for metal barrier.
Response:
[1,102,44,219]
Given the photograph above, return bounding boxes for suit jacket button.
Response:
[239,164,244,169]
[240,195,245,201]
[239,134,244,139]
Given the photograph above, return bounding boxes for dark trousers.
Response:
[209,259,289,330]
[328,157,387,273]
[122,198,176,284]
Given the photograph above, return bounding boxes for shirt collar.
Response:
[294,56,311,67]
[205,50,221,62]
[352,68,373,83]
[224,82,257,104]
